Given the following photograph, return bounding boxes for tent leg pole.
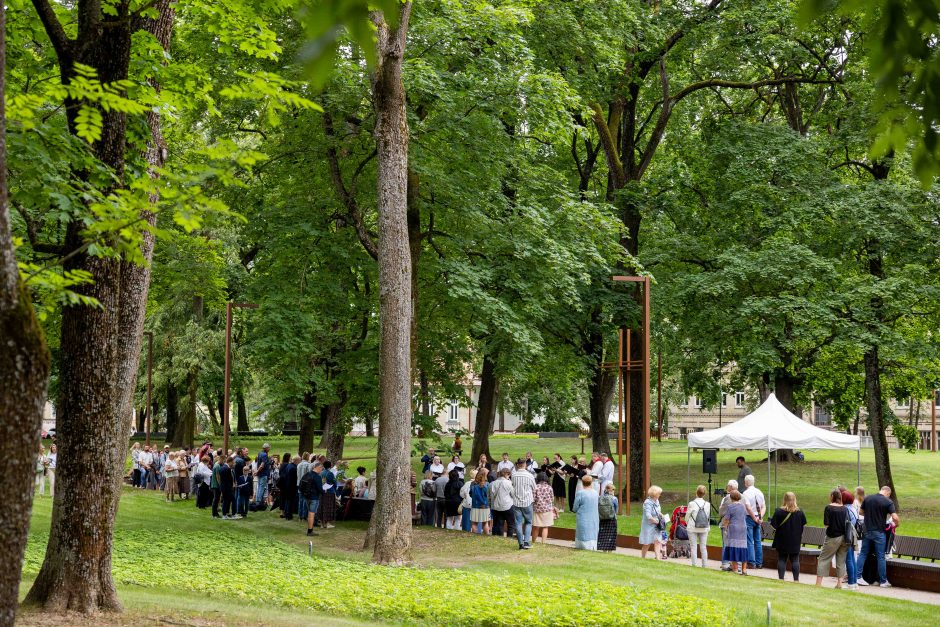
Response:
[857,448,860,487]
[687,448,690,503]
[767,451,771,504]
[774,455,778,506]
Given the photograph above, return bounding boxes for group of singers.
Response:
[420,448,616,509]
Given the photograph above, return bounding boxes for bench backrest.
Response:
[801,526,827,547]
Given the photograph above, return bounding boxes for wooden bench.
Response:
[894,535,940,562]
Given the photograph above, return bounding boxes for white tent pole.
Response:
[767,447,771,504]
[686,447,691,503]
[857,448,860,487]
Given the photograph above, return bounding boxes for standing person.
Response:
[741,474,766,570]
[532,472,556,544]
[496,453,514,474]
[130,442,142,488]
[550,453,566,512]
[816,488,849,589]
[639,486,665,559]
[857,486,899,588]
[842,490,860,590]
[433,468,449,528]
[210,455,224,518]
[300,461,324,536]
[318,461,337,529]
[447,454,465,480]
[353,466,368,497]
[419,471,437,526]
[685,485,711,567]
[459,468,476,532]
[452,433,462,455]
[281,456,299,521]
[735,456,752,492]
[597,483,619,552]
[721,490,749,575]
[489,468,516,538]
[566,455,582,512]
[444,469,464,530]
[254,443,271,509]
[45,444,57,497]
[194,455,213,509]
[163,452,179,502]
[588,452,603,493]
[297,453,311,520]
[770,491,807,581]
[177,450,191,499]
[219,456,237,519]
[600,453,615,496]
[523,451,537,475]
[429,455,445,479]
[470,469,491,534]
[718,479,738,571]
[34,445,47,496]
[511,459,536,550]
[420,448,437,474]
[236,466,252,518]
[139,445,154,490]
[571,475,599,550]
[476,453,491,473]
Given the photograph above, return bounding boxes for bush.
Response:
[23,529,730,626]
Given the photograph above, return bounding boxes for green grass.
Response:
[23,488,938,626]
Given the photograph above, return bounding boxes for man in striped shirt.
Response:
[511,459,536,550]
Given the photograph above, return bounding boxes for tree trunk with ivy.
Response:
[471,353,498,464]
[0,4,53,620]
[363,2,414,566]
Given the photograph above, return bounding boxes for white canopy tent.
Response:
[685,393,861,503]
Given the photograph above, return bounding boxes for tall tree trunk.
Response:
[471,353,498,464]
[177,295,203,447]
[769,371,801,462]
[364,411,376,437]
[320,401,346,461]
[207,395,222,437]
[165,382,179,444]
[136,406,146,433]
[236,388,249,433]
[0,5,52,618]
[864,346,897,506]
[417,368,430,437]
[363,2,414,566]
[298,391,316,455]
[588,356,616,456]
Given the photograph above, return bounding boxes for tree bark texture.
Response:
[865,345,897,505]
[236,388,249,434]
[0,4,53,619]
[319,402,346,461]
[470,353,498,464]
[298,391,316,455]
[26,0,175,612]
[165,382,179,443]
[364,3,414,566]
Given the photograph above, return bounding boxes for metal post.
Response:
[857,448,861,486]
[657,351,663,442]
[617,328,625,514]
[144,331,153,447]
[686,448,691,503]
[767,448,771,504]
[642,277,651,493]
[223,302,258,455]
[625,329,632,515]
[932,391,937,452]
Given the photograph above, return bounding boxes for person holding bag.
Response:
[685,485,711,567]
[815,488,849,588]
[770,492,807,581]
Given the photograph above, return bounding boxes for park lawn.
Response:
[24,488,939,626]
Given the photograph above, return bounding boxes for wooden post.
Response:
[617,328,625,514]
[223,303,233,454]
[625,329,632,514]
[144,331,153,447]
[642,277,651,493]
[657,351,662,442]
[932,390,937,452]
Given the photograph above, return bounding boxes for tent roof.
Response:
[686,393,860,451]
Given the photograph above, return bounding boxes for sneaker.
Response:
[326,524,335,529]
[232,514,243,520]
[879,582,892,588]
[857,580,870,586]
[221,515,231,520]
[720,565,732,572]
[847,584,858,591]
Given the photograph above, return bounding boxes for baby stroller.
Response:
[667,505,691,559]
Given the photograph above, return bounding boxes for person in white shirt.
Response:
[353,466,368,496]
[45,444,58,497]
[446,455,465,480]
[429,456,445,478]
[742,474,766,569]
[685,484,712,567]
[496,453,514,474]
[599,452,615,494]
[523,452,537,475]
[511,460,537,549]
[489,468,516,537]
[138,446,154,489]
[589,453,604,494]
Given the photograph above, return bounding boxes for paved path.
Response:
[543,538,940,606]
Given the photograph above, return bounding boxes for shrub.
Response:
[24,530,730,626]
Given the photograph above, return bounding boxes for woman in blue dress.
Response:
[572,475,599,550]
[721,490,750,575]
[639,485,664,559]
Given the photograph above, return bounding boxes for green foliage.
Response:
[23,529,729,626]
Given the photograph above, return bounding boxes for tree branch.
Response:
[671,76,838,105]
[589,103,626,188]
[323,113,378,261]
[30,0,73,63]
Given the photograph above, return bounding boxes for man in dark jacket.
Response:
[281,456,299,521]
[219,456,237,519]
[300,461,324,536]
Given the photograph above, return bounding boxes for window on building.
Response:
[448,400,458,423]
[693,396,703,409]
[896,397,910,409]
[721,393,728,408]
[735,392,745,408]
[935,390,940,408]
[679,397,688,408]
[814,404,832,426]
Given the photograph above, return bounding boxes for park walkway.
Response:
[543,538,940,606]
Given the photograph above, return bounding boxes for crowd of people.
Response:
[129,441,370,535]
[416,449,621,551]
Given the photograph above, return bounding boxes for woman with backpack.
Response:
[597,483,619,552]
[685,485,711,567]
[770,491,808,581]
[841,489,860,590]
[532,472,556,544]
